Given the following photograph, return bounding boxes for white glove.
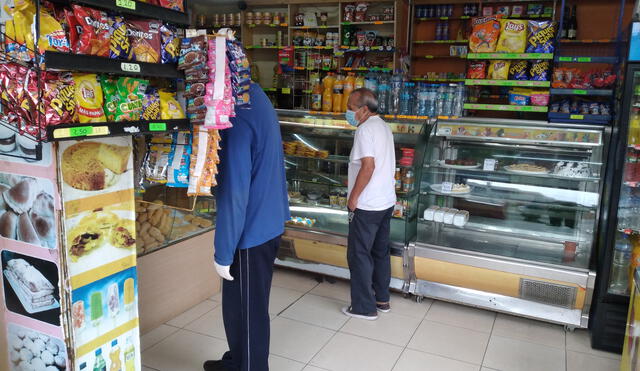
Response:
[214,261,234,281]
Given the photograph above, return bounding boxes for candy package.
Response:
[488,60,510,80]
[526,21,555,53]
[509,60,529,80]
[115,77,148,121]
[469,16,501,53]
[159,0,184,12]
[178,36,207,70]
[467,61,487,79]
[100,75,120,121]
[496,19,527,53]
[160,24,180,64]
[74,73,106,123]
[529,60,550,81]
[109,15,131,60]
[73,5,111,56]
[530,91,549,106]
[128,20,161,63]
[159,90,185,119]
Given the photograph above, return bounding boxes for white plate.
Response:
[504,165,549,175]
[437,160,481,169]
[430,184,472,195]
[3,270,60,314]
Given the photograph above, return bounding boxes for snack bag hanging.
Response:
[74,73,106,123]
[496,19,527,53]
[469,15,501,53]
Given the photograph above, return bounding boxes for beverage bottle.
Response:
[629,109,640,146]
[560,6,570,39]
[364,72,379,93]
[124,336,136,371]
[389,73,403,114]
[332,74,344,113]
[610,233,632,295]
[342,72,356,112]
[435,22,442,41]
[426,84,436,117]
[443,21,449,40]
[417,83,428,116]
[627,148,638,182]
[435,84,446,116]
[568,5,578,40]
[93,348,107,371]
[322,73,335,112]
[399,82,415,115]
[452,83,465,117]
[110,340,122,371]
[377,74,390,114]
[311,82,323,111]
[355,74,365,89]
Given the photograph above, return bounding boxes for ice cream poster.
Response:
[1,250,61,327]
[70,266,139,351]
[6,321,68,371]
[73,327,141,371]
[0,173,57,250]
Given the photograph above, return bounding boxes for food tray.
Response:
[437,160,481,169]
[430,184,472,195]
[504,165,550,175]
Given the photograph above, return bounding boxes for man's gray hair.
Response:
[351,88,379,113]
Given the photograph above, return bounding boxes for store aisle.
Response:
[141,268,620,371]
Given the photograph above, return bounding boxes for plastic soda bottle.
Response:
[342,73,356,112]
[124,336,136,371]
[355,74,365,89]
[321,73,335,112]
[332,74,345,113]
[110,340,122,371]
[610,233,632,295]
[629,108,640,146]
[630,233,640,292]
[93,348,106,371]
[311,83,323,111]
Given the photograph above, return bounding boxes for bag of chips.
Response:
[159,0,184,12]
[128,20,161,63]
[160,24,180,64]
[467,62,487,79]
[529,60,550,81]
[142,87,161,120]
[65,9,80,53]
[526,21,556,53]
[496,19,527,53]
[74,73,106,123]
[100,75,120,121]
[488,60,510,80]
[38,8,71,54]
[469,16,501,53]
[109,15,130,59]
[73,5,111,57]
[509,60,529,80]
[115,77,148,121]
[46,74,76,126]
[159,90,185,119]
[167,141,191,188]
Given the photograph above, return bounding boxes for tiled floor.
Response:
[141,268,621,371]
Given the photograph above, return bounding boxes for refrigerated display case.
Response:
[275,109,430,289]
[410,117,606,328]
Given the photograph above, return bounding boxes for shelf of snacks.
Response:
[549,88,614,96]
[341,20,394,25]
[555,56,619,63]
[547,112,612,125]
[418,55,468,59]
[44,52,183,79]
[341,67,392,72]
[46,119,191,142]
[289,25,340,30]
[340,46,395,52]
[559,39,621,44]
[465,79,551,87]
[48,0,189,25]
[464,103,548,112]
[467,53,554,60]
[247,23,289,28]
[413,40,469,44]
[294,46,334,50]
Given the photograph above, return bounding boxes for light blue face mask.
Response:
[345,110,358,127]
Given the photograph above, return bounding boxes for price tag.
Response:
[570,114,585,120]
[577,57,592,62]
[441,182,453,193]
[573,89,588,95]
[342,21,352,25]
[558,57,573,62]
[483,159,497,171]
[121,62,141,73]
[149,122,166,131]
[116,0,136,10]
[53,126,110,139]
[374,21,383,25]
[281,88,291,94]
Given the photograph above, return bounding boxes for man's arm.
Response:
[214,123,253,266]
[348,156,375,211]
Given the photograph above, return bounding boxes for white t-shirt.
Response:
[348,115,396,211]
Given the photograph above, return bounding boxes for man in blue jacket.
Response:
[204,83,290,371]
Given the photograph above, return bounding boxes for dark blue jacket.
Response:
[214,83,290,265]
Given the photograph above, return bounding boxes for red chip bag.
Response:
[65,8,80,53]
[127,20,161,63]
[159,0,184,12]
[467,61,487,79]
[73,5,112,56]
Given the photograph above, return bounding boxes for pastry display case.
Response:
[410,117,605,328]
[276,109,430,288]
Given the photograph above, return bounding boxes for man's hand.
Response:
[214,261,234,281]
[348,197,358,212]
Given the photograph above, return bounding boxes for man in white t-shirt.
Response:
[342,88,396,321]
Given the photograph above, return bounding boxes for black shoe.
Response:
[376,302,391,313]
[203,360,233,371]
[342,306,378,320]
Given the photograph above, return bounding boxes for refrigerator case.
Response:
[591,63,640,352]
[411,117,605,328]
[275,109,430,288]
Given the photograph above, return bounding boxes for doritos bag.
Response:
[128,19,162,63]
[496,19,527,53]
[469,16,501,53]
[73,5,111,56]
[74,73,106,123]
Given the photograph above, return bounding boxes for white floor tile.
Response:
[392,349,480,371]
[166,300,218,328]
[272,268,320,293]
[269,354,306,371]
[483,335,565,371]
[425,300,496,333]
[141,324,180,351]
[302,366,328,371]
[408,320,489,365]
[566,329,621,360]
[341,311,422,346]
[270,286,305,315]
[309,279,352,302]
[481,368,499,371]
[270,317,335,363]
[142,329,228,371]
[184,305,226,340]
[387,293,432,319]
[209,291,221,302]
[492,313,565,348]
[567,350,620,371]
[142,367,159,371]
[311,332,403,371]
[281,294,349,330]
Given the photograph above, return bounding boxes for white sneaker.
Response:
[342,306,378,320]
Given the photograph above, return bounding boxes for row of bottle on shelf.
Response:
[610,231,640,295]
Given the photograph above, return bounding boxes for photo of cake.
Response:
[61,141,131,191]
[504,163,549,174]
[7,323,67,371]
[66,211,136,262]
[0,173,56,249]
[3,258,58,314]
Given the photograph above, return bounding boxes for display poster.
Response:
[58,137,142,371]
[0,138,69,371]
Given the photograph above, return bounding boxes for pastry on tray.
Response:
[451,184,471,193]
[505,163,549,173]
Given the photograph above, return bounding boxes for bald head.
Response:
[348,88,379,113]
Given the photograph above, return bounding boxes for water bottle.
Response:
[609,234,632,295]
[365,72,379,93]
[416,83,428,116]
[389,73,403,115]
[435,84,445,117]
[399,82,414,115]
[452,83,465,117]
[377,74,390,114]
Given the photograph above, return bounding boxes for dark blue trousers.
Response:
[221,236,280,371]
[347,207,394,314]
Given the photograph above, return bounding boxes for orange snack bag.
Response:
[469,15,502,53]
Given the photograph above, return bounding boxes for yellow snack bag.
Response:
[38,9,71,54]
[159,90,185,119]
[496,19,527,53]
[74,74,107,123]
[488,60,511,80]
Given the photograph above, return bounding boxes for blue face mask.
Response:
[346,110,358,127]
